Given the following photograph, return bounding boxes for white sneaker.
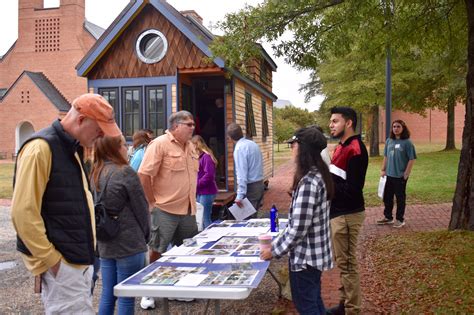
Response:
[393,220,406,228]
[140,297,155,309]
[169,297,194,302]
[177,298,194,302]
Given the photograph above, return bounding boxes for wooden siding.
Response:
[228,78,274,190]
[171,84,177,113]
[245,59,273,91]
[225,92,235,189]
[88,4,215,80]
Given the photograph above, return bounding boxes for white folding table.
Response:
[114,280,252,314]
[114,219,286,314]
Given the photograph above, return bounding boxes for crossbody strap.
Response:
[92,170,114,203]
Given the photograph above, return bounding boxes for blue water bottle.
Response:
[270,204,279,232]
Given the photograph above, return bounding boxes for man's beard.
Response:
[332,130,344,139]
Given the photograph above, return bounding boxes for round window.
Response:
[135,29,168,64]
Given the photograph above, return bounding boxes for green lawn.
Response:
[0,163,14,199]
[274,143,460,206]
[364,148,459,206]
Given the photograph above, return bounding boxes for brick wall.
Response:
[0,0,96,156]
[0,76,60,156]
[0,0,93,102]
[379,102,465,144]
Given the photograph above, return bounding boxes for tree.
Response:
[273,116,296,152]
[450,0,474,230]
[211,0,473,230]
[275,106,317,128]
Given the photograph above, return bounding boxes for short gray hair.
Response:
[227,123,243,141]
[168,110,194,130]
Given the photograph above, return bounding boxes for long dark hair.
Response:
[91,135,128,191]
[390,120,411,139]
[291,127,334,200]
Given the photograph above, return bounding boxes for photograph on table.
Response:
[200,270,258,286]
[245,221,270,228]
[141,266,206,285]
[194,249,234,256]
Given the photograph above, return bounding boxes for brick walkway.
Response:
[262,160,452,314]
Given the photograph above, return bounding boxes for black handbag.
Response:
[93,172,120,241]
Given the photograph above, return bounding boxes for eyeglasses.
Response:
[178,122,195,128]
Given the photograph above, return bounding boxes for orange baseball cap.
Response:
[72,93,122,137]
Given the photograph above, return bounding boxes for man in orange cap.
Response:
[11,93,121,314]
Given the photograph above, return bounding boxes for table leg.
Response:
[267,268,283,298]
[214,300,220,314]
[162,298,170,315]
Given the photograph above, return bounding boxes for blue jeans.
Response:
[289,262,325,315]
[99,252,146,315]
[197,194,216,229]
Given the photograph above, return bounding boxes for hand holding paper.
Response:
[228,198,256,221]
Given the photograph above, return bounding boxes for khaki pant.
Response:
[41,262,94,315]
[331,211,365,315]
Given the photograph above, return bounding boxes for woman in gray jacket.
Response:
[91,135,150,315]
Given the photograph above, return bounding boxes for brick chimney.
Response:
[180,10,203,25]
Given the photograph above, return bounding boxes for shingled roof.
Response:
[0,71,70,112]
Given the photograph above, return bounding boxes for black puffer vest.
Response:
[15,120,95,265]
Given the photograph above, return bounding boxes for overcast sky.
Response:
[0,0,324,110]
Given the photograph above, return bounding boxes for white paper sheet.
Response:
[162,246,197,256]
[228,198,256,221]
[159,256,207,264]
[174,274,209,287]
[212,256,263,263]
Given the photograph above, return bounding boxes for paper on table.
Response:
[213,256,263,263]
[174,274,209,287]
[228,198,256,221]
[162,246,197,256]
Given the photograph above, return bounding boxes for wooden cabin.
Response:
[76,0,277,191]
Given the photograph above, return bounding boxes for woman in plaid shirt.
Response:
[261,126,334,314]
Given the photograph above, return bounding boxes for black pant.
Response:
[383,176,407,222]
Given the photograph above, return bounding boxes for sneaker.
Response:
[140,297,155,310]
[168,297,194,302]
[376,218,394,225]
[393,220,406,228]
[177,298,194,302]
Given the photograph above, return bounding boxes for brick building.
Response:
[379,104,465,145]
[0,0,103,157]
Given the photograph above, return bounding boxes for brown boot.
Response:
[149,250,161,263]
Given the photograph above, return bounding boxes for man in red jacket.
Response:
[326,107,368,315]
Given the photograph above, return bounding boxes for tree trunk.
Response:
[449,0,474,230]
[444,94,456,150]
[369,105,380,157]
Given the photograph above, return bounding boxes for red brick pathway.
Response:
[263,160,452,314]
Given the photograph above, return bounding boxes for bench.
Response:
[11,153,18,161]
[211,191,236,220]
[0,152,6,160]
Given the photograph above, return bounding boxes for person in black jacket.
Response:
[11,94,121,314]
[326,107,368,315]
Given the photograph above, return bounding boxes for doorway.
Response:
[16,121,35,153]
[192,78,226,189]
